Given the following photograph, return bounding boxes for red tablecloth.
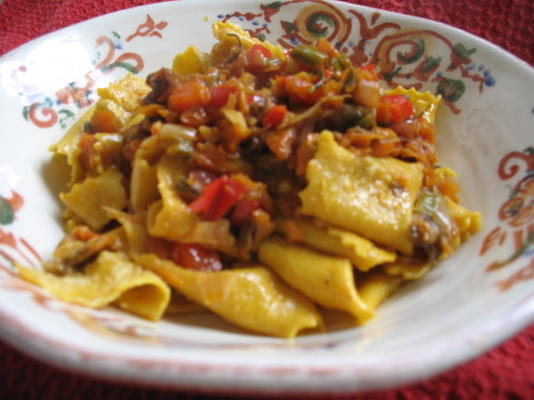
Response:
[1,0,533,399]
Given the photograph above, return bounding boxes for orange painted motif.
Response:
[126,14,168,42]
[219,0,495,114]
[16,15,160,129]
[480,147,534,290]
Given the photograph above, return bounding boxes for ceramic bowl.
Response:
[0,0,532,394]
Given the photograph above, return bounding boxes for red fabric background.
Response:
[0,0,533,399]
[1,0,533,63]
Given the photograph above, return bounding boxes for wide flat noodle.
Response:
[136,254,321,338]
[147,156,238,255]
[17,251,170,321]
[130,158,160,213]
[383,258,432,280]
[172,45,206,75]
[147,156,197,239]
[444,197,481,244]
[299,131,423,254]
[97,74,151,113]
[277,217,396,271]
[258,236,373,323]
[91,133,125,174]
[212,21,286,61]
[129,124,193,212]
[357,269,403,310]
[61,167,127,231]
[49,105,95,183]
[384,86,441,126]
[106,209,170,257]
[50,75,149,185]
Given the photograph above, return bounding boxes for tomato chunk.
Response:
[189,175,246,220]
[209,85,237,108]
[262,104,287,128]
[230,199,261,225]
[376,94,415,124]
[244,44,272,74]
[250,44,271,58]
[170,243,222,271]
[283,73,323,104]
[168,81,211,112]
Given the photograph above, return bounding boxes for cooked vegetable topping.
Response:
[26,22,480,338]
[189,175,246,221]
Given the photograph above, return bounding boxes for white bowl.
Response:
[0,0,532,394]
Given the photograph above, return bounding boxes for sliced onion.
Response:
[353,79,380,108]
[159,123,197,139]
[390,120,419,138]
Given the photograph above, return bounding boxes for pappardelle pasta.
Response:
[19,22,481,338]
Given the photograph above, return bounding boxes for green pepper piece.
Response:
[290,45,327,68]
[332,54,351,72]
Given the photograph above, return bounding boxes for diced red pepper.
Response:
[209,85,237,108]
[249,44,272,58]
[262,104,287,128]
[147,239,171,260]
[188,179,220,216]
[168,81,211,113]
[189,175,246,221]
[376,95,415,124]
[244,44,272,74]
[230,199,261,225]
[180,106,209,127]
[283,73,323,104]
[170,243,222,271]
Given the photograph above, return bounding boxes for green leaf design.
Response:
[398,37,425,64]
[263,1,282,9]
[452,43,476,60]
[437,78,465,102]
[101,62,139,74]
[0,197,14,225]
[22,106,30,121]
[43,97,54,108]
[305,12,335,38]
[383,66,402,81]
[421,56,441,72]
[59,109,75,129]
[59,109,75,119]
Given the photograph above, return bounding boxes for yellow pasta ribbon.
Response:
[299,131,423,254]
[17,251,170,321]
[277,217,396,271]
[136,254,322,338]
[258,236,374,323]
